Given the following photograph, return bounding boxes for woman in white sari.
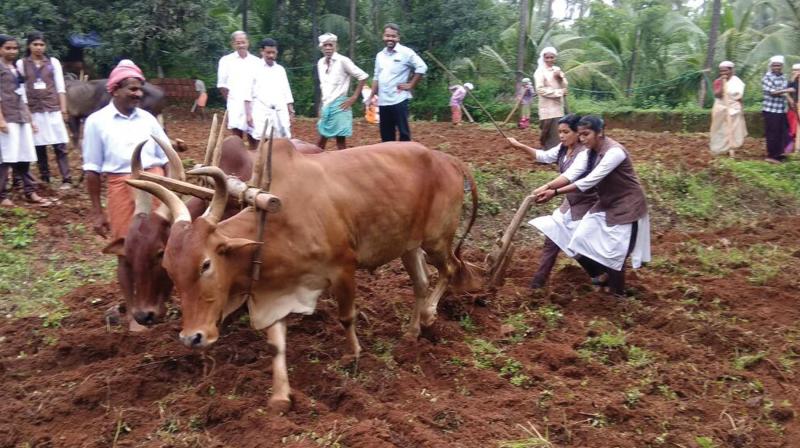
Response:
[709,61,747,157]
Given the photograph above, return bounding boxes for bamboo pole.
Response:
[425,51,507,138]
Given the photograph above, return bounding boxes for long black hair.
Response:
[556,113,583,164]
[0,34,17,48]
[24,31,47,57]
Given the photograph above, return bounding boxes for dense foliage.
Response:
[1,0,796,118]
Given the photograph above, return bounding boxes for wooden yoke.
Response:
[137,171,281,213]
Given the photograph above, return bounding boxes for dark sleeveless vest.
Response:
[22,57,60,113]
[587,137,648,226]
[0,63,27,123]
[557,144,597,219]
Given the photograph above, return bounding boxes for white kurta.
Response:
[246,60,294,139]
[561,147,652,271]
[0,123,37,164]
[16,57,69,146]
[527,144,582,254]
[709,75,747,154]
[217,52,261,131]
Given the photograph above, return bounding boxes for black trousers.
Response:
[379,100,411,142]
[763,111,788,160]
[576,222,639,296]
[531,237,560,287]
[0,162,35,200]
[35,143,71,183]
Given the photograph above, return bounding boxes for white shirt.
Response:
[82,102,168,174]
[562,147,627,191]
[246,60,293,110]
[317,52,368,107]
[373,43,427,106]
[534,143,562,163]
[16,57,66,93]
[217,51,261,100]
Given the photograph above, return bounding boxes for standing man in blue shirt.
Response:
[368,23,427,142]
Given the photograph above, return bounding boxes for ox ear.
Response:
[102,238,126,256]
[216,238,262,256]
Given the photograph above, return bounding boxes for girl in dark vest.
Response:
[532,115,651,297]
[508,114,598,289]
[0,35,48,206]
[17,31,71,189]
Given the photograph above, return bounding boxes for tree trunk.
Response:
[542,0,553,31]
[242,0,249,34]
[311,0,321,116]
[516,0,530,84]
[698,0,722,107]
[349,0,357,59]
[625,27,641,97]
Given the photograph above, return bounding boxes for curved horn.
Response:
[126,179,191,224]
[130,140,152,215]
[151,134,186,181]
[203,113,219,165]
[187,166,228,225]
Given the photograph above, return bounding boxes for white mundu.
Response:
[217,51,261,131]
[246,60,294,139]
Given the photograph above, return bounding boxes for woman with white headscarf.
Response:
[533,46,568,149]
[709,61,747,157]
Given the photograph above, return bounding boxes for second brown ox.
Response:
[129,139,480,411]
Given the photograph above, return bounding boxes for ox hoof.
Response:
[402,329,421,342]
[268,396,292,414]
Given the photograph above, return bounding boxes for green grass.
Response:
[0,208,115,320]
[639,160,800,227]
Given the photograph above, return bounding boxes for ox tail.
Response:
[450,162,484,293]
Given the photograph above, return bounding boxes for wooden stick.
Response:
[486,193,536,286]
[203,113,219,166]
[503,97,522,125]
[211,110,227,168]
[424,51,507,138]
[461,104,475,123]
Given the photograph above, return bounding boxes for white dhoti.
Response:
[529,208,580,257]
[249,102,291,139]
[31,111,69,146]
[567,211,651,271]
[0,123,37,164]
[226,96,249,131]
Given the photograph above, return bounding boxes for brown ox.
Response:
[129,139,479,411]
[103,135,322,329]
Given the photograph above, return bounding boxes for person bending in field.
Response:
[507,114,598,289]
[532,115,651,298]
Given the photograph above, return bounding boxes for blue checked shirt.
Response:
[762,72,788,113]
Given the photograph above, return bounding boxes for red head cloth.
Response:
[106,59,145,93]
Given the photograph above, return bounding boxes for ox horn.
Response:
[187,166,228,225]
[126,179,191,224]
[151,134,186,182]
[131,140,153,215]
[203,113,219,166]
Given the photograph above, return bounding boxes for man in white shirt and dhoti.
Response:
[315,33,368,150]
[709,61,747,157]
[217,31,261,147]
[245,38,294,141]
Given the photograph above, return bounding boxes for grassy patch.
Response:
[639,160,800,228]
[0,208,115,319]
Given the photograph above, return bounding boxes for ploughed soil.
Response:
[1,109,798,447]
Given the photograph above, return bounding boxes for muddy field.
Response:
[1,110,799,447]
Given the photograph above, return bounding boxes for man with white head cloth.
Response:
[217,31,261,147]
[533,46,568,149]
[761,55,795,163]
[709,61,747,157]
[315,33,368,150]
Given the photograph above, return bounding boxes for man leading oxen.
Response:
[82,59,178,331]
[128,139,481,411]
